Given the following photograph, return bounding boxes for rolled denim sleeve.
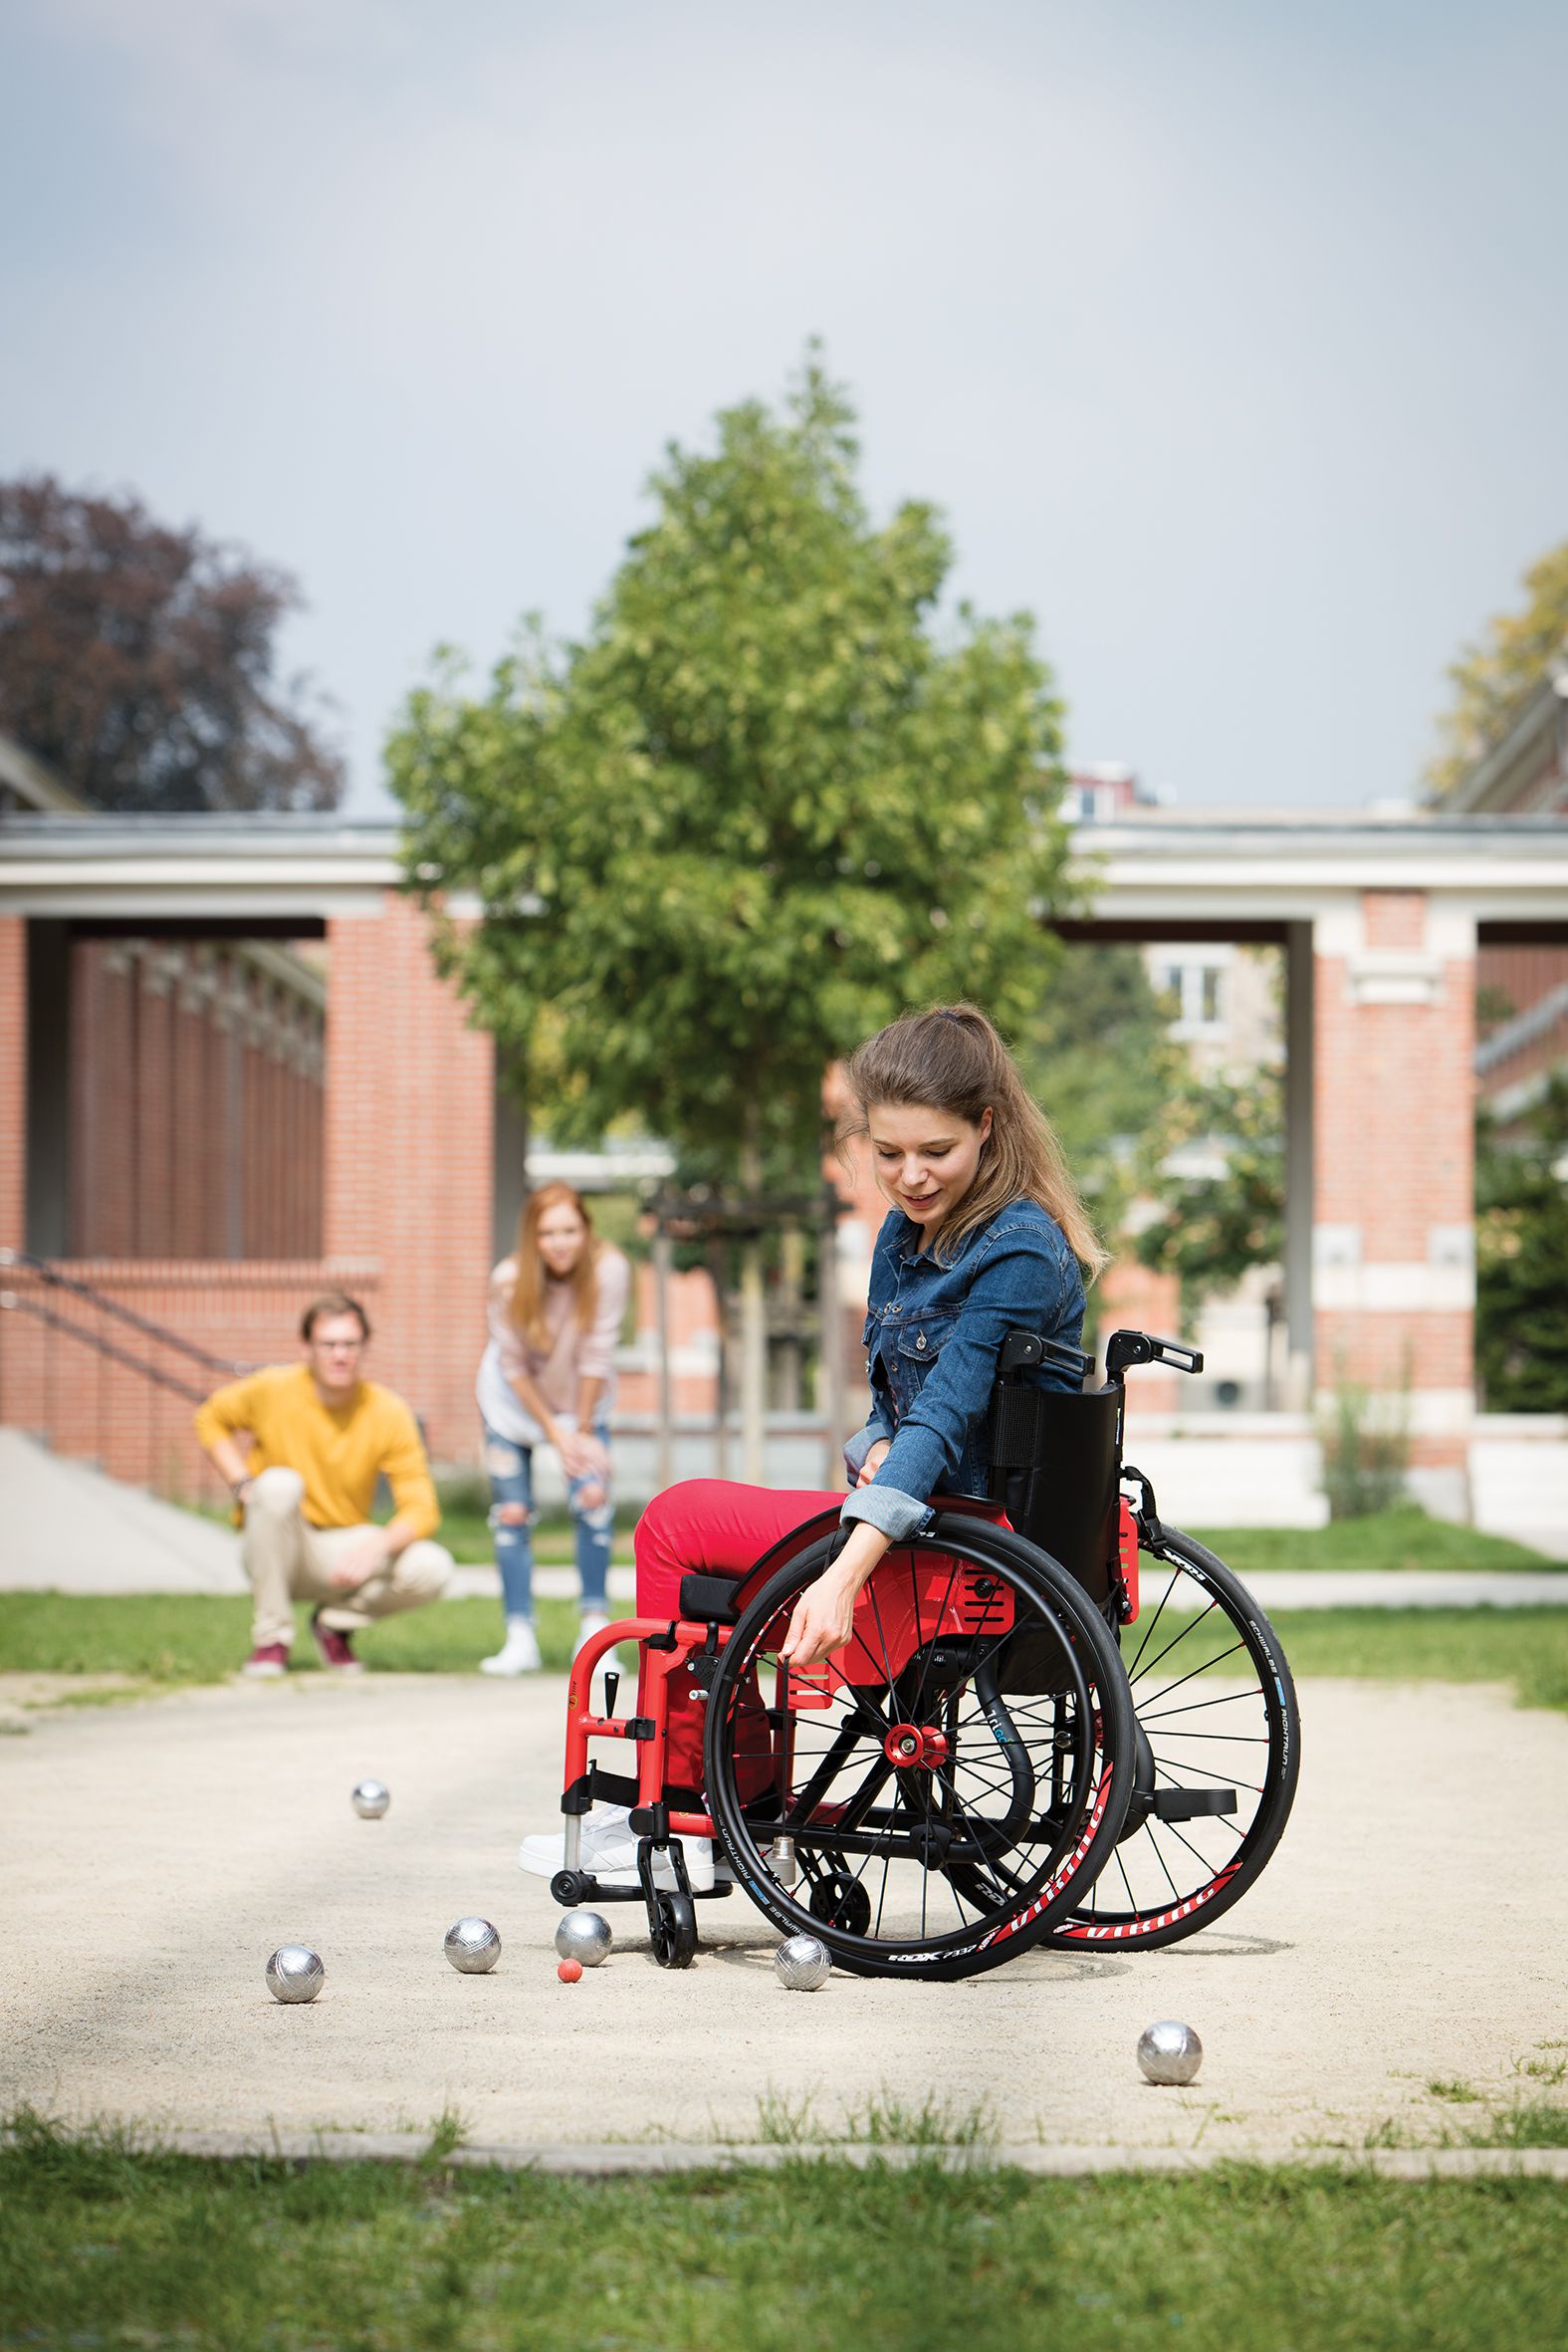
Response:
[840,1478,935,1542]
[849,1226,1082,1527]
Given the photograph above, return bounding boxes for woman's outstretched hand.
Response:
[779,1523,892,1670]
[779,1566,860,1670]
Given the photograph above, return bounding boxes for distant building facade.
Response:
[1448,676,1568,1135]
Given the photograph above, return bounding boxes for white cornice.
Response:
[3,810,1568,923]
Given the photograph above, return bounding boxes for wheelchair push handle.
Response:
[1103,1328,1204,1382]
[995,1326,1205,1388]
[997,1329,1095,1383]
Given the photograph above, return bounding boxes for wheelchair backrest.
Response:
[985,1324,1201,1602]
[987,1376,1122,1605]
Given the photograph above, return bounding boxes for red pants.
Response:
[634,1478,842,1800]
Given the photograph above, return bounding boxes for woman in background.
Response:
[476,1184,630,1674]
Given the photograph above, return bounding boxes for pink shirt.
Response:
[476,1246,630,1441]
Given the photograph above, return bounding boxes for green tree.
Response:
[391,355,1073,1170]
[0,474,341,813]
[390,353,1079,1466]
[1131,1063,1285,1324]
[1425,537,1568,802]
[1475,1077,1568,1411]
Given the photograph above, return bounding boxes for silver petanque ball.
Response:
[265,1946,325,2003]
[774,1934,831,1992]
[1137,2019,1203,2085]
[350,1779,390,1819]
[555,1910,613,1968]
[444,1917,502,1974]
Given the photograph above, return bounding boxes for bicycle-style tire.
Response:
[1048,1528,1299,1950]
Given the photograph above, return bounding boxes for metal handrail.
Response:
[0,1249,249,1378]
[0,1290,210,1406]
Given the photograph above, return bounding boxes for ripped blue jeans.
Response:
[482,1420,613,1619]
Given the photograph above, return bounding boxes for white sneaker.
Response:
[479,1620,542,1676]
[573,1610,610,1659]
[518,1801,715,1893]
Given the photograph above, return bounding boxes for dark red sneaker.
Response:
[241,1643,290,1679]
[311,1610,364,1675]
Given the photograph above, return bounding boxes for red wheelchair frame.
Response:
[547,1329,1299,1977]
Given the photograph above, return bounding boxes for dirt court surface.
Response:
[2,1672,1564,2158]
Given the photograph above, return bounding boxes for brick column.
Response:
[325,894,494,1461]
[0,917,26,1250]
[1313,891,1476,1515]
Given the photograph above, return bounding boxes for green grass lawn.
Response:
[4,1595,1568,1714]
[1186,1503,1563,1576]
[2,2118,1566,2352]
[0,1593,605,1686]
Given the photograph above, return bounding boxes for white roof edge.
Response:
[1442,676,1562,814]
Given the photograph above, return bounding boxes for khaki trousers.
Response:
[241,1466,453,1651]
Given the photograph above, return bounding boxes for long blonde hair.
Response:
[509,1184,601,1349]
[844,1003,1108,1277]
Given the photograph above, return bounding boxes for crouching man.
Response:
[195,1290,453,1678]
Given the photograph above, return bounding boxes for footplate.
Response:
[1148,1786,1237,1821]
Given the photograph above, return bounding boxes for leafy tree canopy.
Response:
[1475,1076,1568,1412]
[1425,537,1568,802]
[1131,1062,1284,1320]
[390,353,1077,1183]
[0,474,341,814]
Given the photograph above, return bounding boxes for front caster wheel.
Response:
[650,1890,698,1969]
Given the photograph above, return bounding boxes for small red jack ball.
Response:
[558,1958,583,1983]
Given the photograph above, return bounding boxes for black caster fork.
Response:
[639,1833,699,1969]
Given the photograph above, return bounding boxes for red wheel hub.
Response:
[884,1721,949,1768]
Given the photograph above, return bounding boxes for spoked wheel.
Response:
[1048,1528,1299,1949]
[703,1515,1136,1980]
[650,1890,698,1970]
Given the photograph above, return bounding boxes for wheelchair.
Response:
[549,1328,1300,1981]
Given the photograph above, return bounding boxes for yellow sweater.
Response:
[193,1365,440,1539]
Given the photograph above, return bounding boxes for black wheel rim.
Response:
[1052,1532,1299,1947]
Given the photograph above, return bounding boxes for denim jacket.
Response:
[840,1197,1086,1544]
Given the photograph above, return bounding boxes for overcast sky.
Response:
[4,0,1566,814]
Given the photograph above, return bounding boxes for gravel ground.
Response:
[2,1671,1565,2157]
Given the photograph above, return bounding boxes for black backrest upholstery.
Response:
[986,1381,1122,1604]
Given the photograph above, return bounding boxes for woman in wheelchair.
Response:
[520,1001,1107,1898]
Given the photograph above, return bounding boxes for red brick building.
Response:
[5,782,1568,1537]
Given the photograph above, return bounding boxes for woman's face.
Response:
[536,1203,588,1278]
[867,1101,993,1231]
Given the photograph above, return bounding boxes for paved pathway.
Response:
[3,1671,1565,2156]
[0,1429,244,1593]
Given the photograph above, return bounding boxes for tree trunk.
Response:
[740,1114,767,1484]
[653,1224,674,1489]
[777,1221,804,1409]
[709,1240,731,1480]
